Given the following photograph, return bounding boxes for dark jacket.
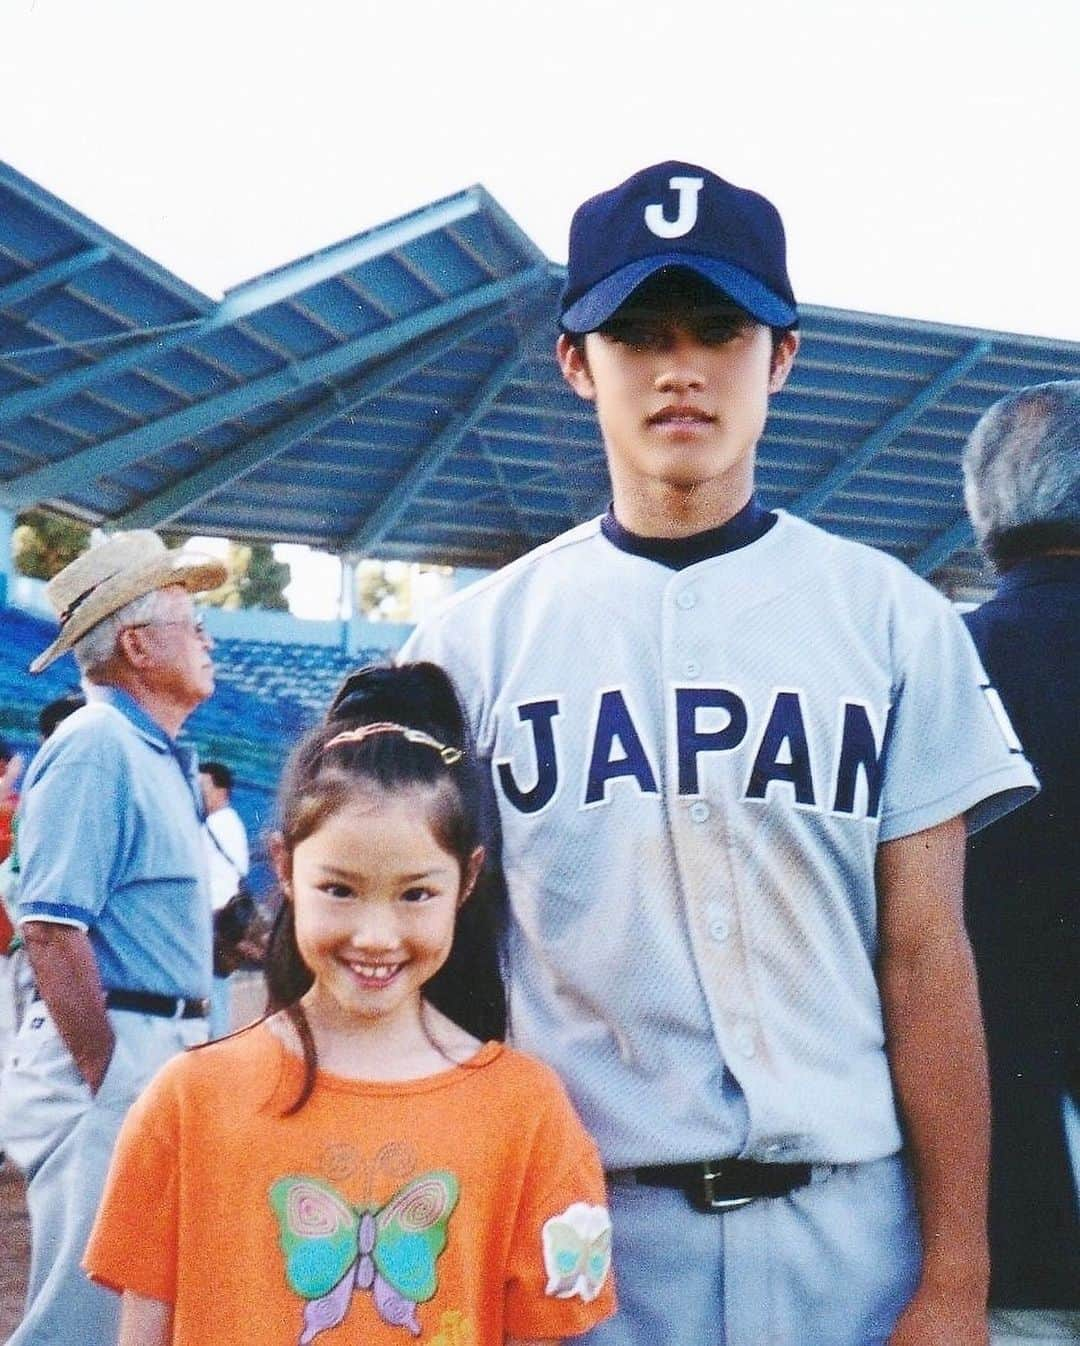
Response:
[963,555,1079,1308]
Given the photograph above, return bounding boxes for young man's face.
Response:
[557,274,798,521]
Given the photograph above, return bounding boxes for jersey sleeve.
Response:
[398,612,457,675]
[83,1064,181,1303]
[503,1072,616,1340]
[878,593,1038,842]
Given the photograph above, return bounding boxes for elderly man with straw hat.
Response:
[0,530,226,1346]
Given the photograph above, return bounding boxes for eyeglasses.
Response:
[124,615,209,639]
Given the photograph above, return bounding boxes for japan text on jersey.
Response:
[494,684,889,820]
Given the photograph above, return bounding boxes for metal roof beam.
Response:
[216,191,489,322]
[0,246,111,311]
[114,309,504,529]
[788,340,992,520]
[342,314,549,554]
[471,436,541,543]
[0,189,490,429]
[910,514,975,576]
[1,267,550,510]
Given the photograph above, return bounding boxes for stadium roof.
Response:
[2,160,1078,595]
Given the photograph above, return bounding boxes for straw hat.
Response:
[29,531,228,674]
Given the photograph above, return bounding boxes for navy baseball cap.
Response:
[560,161,798,334]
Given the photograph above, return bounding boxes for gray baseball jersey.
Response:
[402,510,1036,1169]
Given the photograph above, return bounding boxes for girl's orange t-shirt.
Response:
[85,1022,615,1346]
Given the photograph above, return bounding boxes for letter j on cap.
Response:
[644,176,705,239]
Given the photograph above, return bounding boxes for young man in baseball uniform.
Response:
[402,162,1038,1346]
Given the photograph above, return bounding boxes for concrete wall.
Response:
[199,605,414,653]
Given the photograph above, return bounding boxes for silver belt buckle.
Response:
[701,1163,755,1212]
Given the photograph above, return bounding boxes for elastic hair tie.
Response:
[323,721,463,766]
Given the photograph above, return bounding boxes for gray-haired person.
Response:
[962,380,1080,1346]
[0,531,225,1346]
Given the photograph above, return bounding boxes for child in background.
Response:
[84,663,614,1346]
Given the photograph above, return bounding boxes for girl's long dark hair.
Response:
[264,661,506,1112]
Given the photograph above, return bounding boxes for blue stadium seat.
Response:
[0,608,402,843]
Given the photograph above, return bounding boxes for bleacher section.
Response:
[0,608,402,842]
[210,639,395,715]
[0,607,83,745]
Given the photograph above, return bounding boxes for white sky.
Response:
[3,0,1077,341]
[3,0,1078,614]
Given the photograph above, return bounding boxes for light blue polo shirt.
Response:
[15,686,212,999]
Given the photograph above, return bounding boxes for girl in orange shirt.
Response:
[86,663,614,1346]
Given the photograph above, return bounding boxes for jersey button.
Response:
[705,901,730,941]
[689,800,710,823]
[684,659,701,678]
[676,589,698,610]
[736,1028,756,1058]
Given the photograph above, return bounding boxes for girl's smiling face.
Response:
[282,786,481,1038]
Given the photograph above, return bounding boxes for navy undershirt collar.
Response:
[600,495,777,570]
[993,554,1080,597]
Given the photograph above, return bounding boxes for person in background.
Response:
[961,379,1080,1346]
[0,736,24,867]
[37,691,86,742]
[0,702,84,1076]
[199,759,251,1038]
[0,737,25,1082]
[0,529,225,1346]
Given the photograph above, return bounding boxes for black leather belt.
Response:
[32,987,210,1019]
[104,989,209,1019]
[607,1158,813,1212]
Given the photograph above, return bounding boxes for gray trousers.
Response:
[989,1310,1080,1344]
[583,1153,920,1346]
[0,1003,205,1346]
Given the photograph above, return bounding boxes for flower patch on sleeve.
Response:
[541,1202,612,1303]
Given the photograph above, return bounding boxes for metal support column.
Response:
[340,554,357,652]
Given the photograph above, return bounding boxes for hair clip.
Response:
[323,721,463,765]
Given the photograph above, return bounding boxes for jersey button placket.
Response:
[665,573,757,1094]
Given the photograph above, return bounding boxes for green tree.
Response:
[354,559,453,622]
[12,509,91,580]
[355,558,411,621]
[202,542,291,611]
[241,542,291,610]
